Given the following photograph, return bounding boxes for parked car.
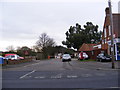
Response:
[78,52,88,60]
[5,54,24,60]
[96,53,111,62]
[62,54,71,62]
[5,54,16,57]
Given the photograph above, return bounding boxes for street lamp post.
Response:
[108,0,115,69]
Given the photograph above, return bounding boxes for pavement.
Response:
[2,58,120,71]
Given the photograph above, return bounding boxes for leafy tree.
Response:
[62,22,102,50]
[83,22,102,44]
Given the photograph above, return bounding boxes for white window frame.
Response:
[108,25,111,36]
[104,28,107,38]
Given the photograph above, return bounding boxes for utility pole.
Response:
[108,0,115,69]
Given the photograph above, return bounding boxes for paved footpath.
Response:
[2,59,120,71]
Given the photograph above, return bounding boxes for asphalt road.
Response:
[2,59,120,89]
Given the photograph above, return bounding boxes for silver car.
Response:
[62,54,71,62]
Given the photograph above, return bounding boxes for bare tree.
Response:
[6,45,15,52]
[32,45,42,52]
[36,33,56,48]
[36,33,56,58]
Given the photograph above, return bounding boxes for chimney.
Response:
[118,1,120,13]
[105,7,110,16]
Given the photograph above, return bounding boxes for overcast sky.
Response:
[0,0,119,51]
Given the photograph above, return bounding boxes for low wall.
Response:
[2,58,32,65]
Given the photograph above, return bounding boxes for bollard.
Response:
[48,56,50,59]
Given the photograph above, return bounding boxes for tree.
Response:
[62,22,102,50]
[36,33,56,58]
[6,45,15,52]
[83,22,102,44]
[36,33,55,48]
[16,46,34,56]
[31,45,42,52]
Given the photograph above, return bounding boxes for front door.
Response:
[116,43,120,60]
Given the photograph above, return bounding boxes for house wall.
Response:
[85,51,93,59]
[93,49,107,60]
[118,14,120,38]
[102,9,111,55]
[84,49,107,60]
[101,8,120,60]
[113,14,120,38]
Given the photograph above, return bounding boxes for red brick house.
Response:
[78,43,96,59]
[78,43,106,60]
[78,7,120,60]
[101,7,120,60]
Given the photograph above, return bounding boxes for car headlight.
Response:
[102,57,106,59]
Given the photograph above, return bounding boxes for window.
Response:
[105,39,107,44]
[104,28,107,38]
[102,40,104,44]
[108,25,111,35]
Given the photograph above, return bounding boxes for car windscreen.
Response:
[5,56,11,58]
[99,53,104,56]
[63,54,70,57]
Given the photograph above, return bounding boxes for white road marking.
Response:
[31,63,40,65]
[51,73,62,79]
[34,76,45,79]
[19,70,36,79]
[67,75,78,78]
[81,74,92,77]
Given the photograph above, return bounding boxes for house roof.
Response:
[78,43,97,51]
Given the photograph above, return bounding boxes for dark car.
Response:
[96,53,112,62]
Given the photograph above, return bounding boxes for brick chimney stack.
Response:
[118,1,120,13]
[105,7,110,16]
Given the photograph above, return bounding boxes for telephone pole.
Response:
[108,0,115,69]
